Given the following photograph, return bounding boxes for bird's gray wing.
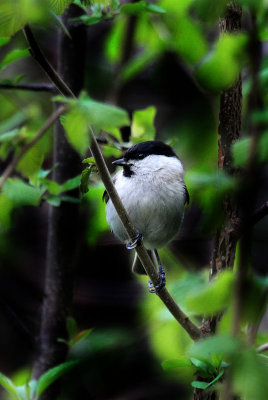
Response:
[102,172,119,204]
[183,182,190,205]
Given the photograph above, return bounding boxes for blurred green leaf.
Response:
[191,381,211,389]
[0,0,49,37]
[171,16,208,65]
[39,178,60,195]
[196,33,248,92]
[0,128,21,143]
[233,349,268,400]
[36,361,79,399]
[3,178,42,207]
[16,380,37,400]
[60,175,81,192]
[131,106,156,142]
[0,193,13,228]
[189,334,240,364]
[0,36,10,46]
[186,270,234,316]
[120,1,165,15]
[59,93,130,154]
[17,142,45,180]
[232,131,268,167]
[162,356,193,370]
[120,48,161,81]
[192,0,228,23]
[60,109,89,155]
[0,372,19,399]
[85,184,108,244]
[47,0,72,14]
[104,15,126,63]
[66,317,78,340]
[0,48,29,71]
[45,195,61,206]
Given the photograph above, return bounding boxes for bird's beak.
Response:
[112,158,128,166]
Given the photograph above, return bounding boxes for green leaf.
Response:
[47,0,73,14]
[189,334,240,365]
[85,184,108,244]
[78,93,130,130]
[0,36,10,46]
[59,93,130,154]
[0,128,21,143]
[162,357,193,370]
[0,193,13,228]
[80,167,91,194]
[196,33,248,92]
[16,142,45,180]
[186,270,234,315]
[0,372,19,399]
[131,106,156,142]
[233,349,268,400]
[120,1,165,15]
[82,157,95,164]
[40,179,60,195]
[45,195,61,206]
[60,109,89,155]
[16,380,37,400]
[36,361,79,399]
[3,179,42,207]
[0,48,29,71]
[66,317,78,340]
[0,1,26,37]
[191,380,211,389]
[60,175,81,192]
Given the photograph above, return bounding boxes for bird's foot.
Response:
[126,232,143,250]
[148,265,166,294]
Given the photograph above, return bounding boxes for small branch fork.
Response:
[22,25,201,341]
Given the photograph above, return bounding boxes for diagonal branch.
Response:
[0,105,65,190]
[23,24,202,341]
[0,83,55,92]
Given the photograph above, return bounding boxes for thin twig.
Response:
[0,105,65,190]
[23,24,202,341]
[257,343,268,353]
[0,83,55,92]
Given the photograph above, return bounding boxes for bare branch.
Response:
[0,105,65,190]
[23,24,202,341]
[0,83,55,92]
[257,343,268,353]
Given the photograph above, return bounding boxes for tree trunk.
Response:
[33,5,86,399]
[194,3,242,399]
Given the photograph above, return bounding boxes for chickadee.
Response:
[103,140,189,292]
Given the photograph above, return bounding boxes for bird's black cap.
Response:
[124,140,177,161]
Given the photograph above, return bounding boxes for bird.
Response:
[103,140,189,293]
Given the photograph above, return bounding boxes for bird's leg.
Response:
[126,232,143,250]
[148,249,166,293]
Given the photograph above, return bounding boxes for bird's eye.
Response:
[138,153,145,159]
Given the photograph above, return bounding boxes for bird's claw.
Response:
[126,232,143,250]
[148,267,166,294]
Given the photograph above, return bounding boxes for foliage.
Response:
[0,0,268,399]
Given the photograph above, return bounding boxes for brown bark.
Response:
[194,3,242,400]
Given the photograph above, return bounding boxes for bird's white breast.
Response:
[106,155,186,250]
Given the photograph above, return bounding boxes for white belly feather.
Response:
[106,156,186,250]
